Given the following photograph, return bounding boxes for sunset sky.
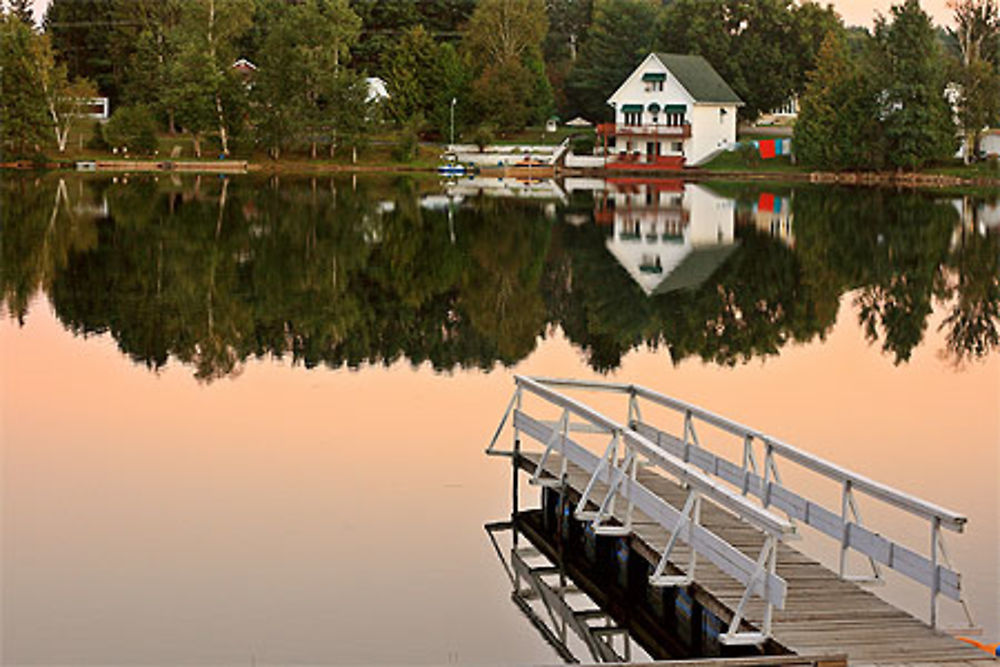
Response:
[26,0,958,30]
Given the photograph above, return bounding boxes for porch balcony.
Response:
[597,123,692,139]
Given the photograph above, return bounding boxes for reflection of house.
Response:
[753,192,794,246]
[598,53,743,169]
[598,180,737,295]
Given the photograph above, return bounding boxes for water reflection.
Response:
[2,174,997,379]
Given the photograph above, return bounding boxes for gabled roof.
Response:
[653,53,743,106]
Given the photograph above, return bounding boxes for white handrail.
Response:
[529,376,966,531]
[516,376,793,537]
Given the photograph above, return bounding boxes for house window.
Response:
[624,111,642,126]
[644,80,664,92]
[672,142,683,153]
[665,112,685,127]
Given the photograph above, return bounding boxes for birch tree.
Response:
[171,0,252,157]
[949,0,1000,162]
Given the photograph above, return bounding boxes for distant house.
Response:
[366,77,389,105]
[598,53,743,169]
[758,97,798,126]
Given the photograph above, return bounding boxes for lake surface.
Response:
[2,173,997,664]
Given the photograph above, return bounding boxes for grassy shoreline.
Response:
[4,152,999,189]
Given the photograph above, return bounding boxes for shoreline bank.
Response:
[3,158,998,188]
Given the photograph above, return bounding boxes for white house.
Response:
[599,53,743,169]
[597,180,738,295]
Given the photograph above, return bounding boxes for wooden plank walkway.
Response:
[521,452,991,666]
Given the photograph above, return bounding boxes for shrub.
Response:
[104,106,158,155]
[472,124,495,152]
[571,134,595,156]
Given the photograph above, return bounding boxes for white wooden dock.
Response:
[488,377,990,665]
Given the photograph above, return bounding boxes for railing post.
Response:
[839,480,852,579]
[930,516,940,628]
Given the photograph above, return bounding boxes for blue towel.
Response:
[775,139,783,155]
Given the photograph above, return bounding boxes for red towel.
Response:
[759,140,776,159]
[758,193,775,212]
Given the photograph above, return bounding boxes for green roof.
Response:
[654,53,743,106]
[652,244,739,295]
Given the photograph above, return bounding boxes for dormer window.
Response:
[642,72,666,92]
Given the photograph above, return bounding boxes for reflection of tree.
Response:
[791,187,955,364]
[1,177,98,322]
[939,215,1000,365]
[20,174,553,381]
[4,174,994,379]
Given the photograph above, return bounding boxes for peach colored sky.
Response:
[25,0,957,29]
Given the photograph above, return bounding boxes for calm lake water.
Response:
[2,173,998,664]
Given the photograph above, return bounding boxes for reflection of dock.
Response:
[487,378,985,665]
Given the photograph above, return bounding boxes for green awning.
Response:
[664,104,687,114]
[642,72,667,82]
[621,104,643,113]
[647,102,661,113]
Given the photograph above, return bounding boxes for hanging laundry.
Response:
[759,140,777,159]
[774,139,784,156]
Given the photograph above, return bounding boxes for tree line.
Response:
[1,0,997,167]
[3,174,997,378]
[795,0,1000,170]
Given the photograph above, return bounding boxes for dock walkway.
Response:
[520,451,989,665]
[489,377,989,666]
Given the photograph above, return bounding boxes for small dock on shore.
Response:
[486,377,987,665]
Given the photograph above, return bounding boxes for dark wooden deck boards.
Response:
[522,453,990,666]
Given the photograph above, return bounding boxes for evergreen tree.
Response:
[565,0,658,121]
[43,0,118,102]
[385,25,440,123]
[795,31,885,170]
[873,0,957,170]
[0,13,50,156]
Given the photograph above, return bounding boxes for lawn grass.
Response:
[700,149,807,173]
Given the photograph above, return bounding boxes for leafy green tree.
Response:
[104,105,158,153]
[253,7,306,158]
[168,0,253,157]
[165,43,218,157]
[328,70,372,162]
[462,0,553,131]
[565,0,659,121]
[954,57,1000,161]
[872,0,957,170]
[657,0,842,120]
[795,31,885,170]
[0,13,50,156]
[949,0,1000,162]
